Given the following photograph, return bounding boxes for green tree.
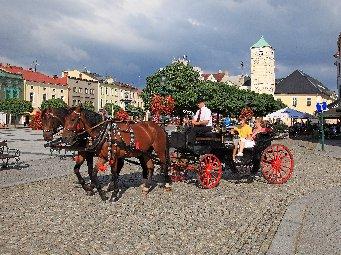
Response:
[40,98,67,110]
[126,104,145,118]
[83,101,95,112]
[142,61,286,117]
[104,103,121,116]
[0,99,33,127]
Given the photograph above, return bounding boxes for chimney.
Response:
[53,75,58,79]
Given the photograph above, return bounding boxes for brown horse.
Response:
[61,106,171,202]
[41,107,95,192]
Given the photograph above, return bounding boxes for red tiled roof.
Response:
[201,74,211,80]
[212,73,225,82]
[0,63,67,86]
[201,73,226,82]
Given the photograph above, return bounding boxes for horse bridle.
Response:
[65,111,85,134]
[43,112,65,134]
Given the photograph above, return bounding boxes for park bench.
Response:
[0,140,20,168]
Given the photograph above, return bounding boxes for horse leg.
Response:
[139,155,149,189]
[142,156,154,195]
[153,146,172,191]
[82,152,95,192]
[108,158,124,202]
[89,158,108,201]
[73,154,91,191]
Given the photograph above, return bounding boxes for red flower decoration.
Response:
[115,109,129,121]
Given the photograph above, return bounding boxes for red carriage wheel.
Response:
[198,154,222,189]
[261,144,294,184]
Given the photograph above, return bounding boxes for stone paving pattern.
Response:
[0,129,340,254]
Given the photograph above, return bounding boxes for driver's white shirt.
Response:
[194,106,212,127]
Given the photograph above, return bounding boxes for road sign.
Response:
[316,102,328,113]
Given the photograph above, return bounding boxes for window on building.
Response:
[100,99,103,108]
[43,87,46,91]
[292,97,297,107]
[106,87,108,95]
[61,90,63,93]
[52,95,55,99]
[43,94,47,101]
[78,100,81,104]
[85,88,88,94]
[78,88,82,93]
[306,98,312,106]
[73,100,76,106]
[31,86,34,90]
[61,95,64,100]
[52,89,55,92]
[73,87,76,93]
[29,92,34,103]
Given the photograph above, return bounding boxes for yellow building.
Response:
[0,64,68,110]
[99,78,144,110]
[274,70,337,115]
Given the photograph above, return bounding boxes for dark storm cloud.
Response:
[0,0,340,90]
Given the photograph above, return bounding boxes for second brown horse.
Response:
[62,106,172,202]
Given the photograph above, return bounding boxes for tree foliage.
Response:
[141,62,285,117]
[125,104,145,118]
[104,103,122,116]
[41,98,67,110]
[83,101,95,112]
[0,98,33,116]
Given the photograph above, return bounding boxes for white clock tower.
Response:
[250,36,275,95]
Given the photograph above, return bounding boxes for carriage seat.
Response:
[196,131,221,141]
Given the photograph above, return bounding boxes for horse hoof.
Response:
[164,183,172,192]
[164,187,172,192]
[86,190,95,196]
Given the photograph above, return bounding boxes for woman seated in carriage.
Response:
[232,117,267,161]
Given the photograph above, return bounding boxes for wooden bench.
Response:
[0,140,20,168]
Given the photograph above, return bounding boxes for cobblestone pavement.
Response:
[0,134,340,254]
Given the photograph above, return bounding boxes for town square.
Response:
[1,1,341,254]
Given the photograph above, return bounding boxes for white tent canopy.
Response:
[266,107,313,119]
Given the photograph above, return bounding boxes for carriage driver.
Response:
[186,97,213,147]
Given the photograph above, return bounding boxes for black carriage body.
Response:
[169,131,272,166]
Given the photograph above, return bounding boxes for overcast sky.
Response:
[0,0,340,91]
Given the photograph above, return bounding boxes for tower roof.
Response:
[251,36,272,49]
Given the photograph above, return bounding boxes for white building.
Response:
[250,36,275,95]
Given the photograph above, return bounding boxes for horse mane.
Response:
[69,107,102,127]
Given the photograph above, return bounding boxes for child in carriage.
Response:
[232,117,266,161]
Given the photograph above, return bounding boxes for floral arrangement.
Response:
[30,111,43,130]
[150,94,175,122]
[115,109,130,121]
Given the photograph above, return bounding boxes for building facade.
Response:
[274,70,337,115]
[250,36,275,95]
[0,68,24,100]
[99,79,144,110]
[64,70,144,112]
[0,64,68,110]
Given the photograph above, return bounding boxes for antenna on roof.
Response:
[33,59,39,72]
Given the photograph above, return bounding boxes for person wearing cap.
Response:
[186,98,213,147]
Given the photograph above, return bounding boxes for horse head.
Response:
[62,105,102,145]
[41,107,66,141]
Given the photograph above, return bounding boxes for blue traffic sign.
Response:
[316,102,328,113]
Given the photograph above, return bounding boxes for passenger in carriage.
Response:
[185,97,212,147]
[233,117,266,161]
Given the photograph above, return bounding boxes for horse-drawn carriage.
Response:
[41,105,295,202]
[168,128,294,189]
